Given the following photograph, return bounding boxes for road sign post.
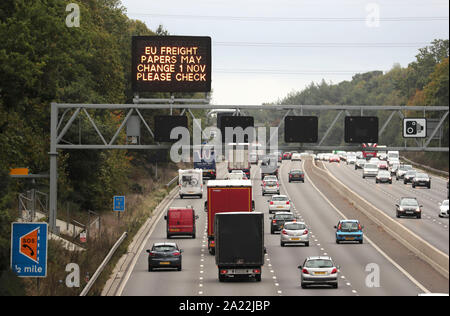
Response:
[113,196,125,221]
[11,222,48,278]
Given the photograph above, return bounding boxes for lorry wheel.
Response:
[192,233,196,239]
[180,195,183,199]
[167,234,171,239]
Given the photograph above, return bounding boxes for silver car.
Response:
[363,163,378,178]
[262,179,280,195]
[376,170,392,184]
[298,256,339,289]
[396,164,413,180]
[268,195,291,213]
[355,159,366,170]
[280,222,309,247]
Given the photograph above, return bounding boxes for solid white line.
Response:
[304,160,430,294]
[116,201,169,296]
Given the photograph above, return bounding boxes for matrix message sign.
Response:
[132,36,211,93]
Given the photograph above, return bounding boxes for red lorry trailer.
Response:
[206,180,253,255]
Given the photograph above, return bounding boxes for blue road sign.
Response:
[113,196,125,212]
[11,222,48,278]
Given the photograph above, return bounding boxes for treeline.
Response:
[0,0,188,291]
[257,39,449,168]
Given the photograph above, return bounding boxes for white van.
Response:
[179,169,203,199]
[387,151,400,166]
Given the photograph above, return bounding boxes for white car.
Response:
[291,153,302,161]
[439,200,449,218]
[268,195,291,214]
[363,163,379,178]
[346,155,357,165]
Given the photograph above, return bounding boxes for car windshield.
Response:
[365,164,377,169]
[400,199,419,207]
[443,200,449,206]
[153,245,177,252]
[284,223,306,230]
[305,259,334,268]
[272,196,288,201]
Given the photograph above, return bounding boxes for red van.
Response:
[164,207,198,239]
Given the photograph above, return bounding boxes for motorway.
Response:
[119,159,448,296]
[324,161,449,255]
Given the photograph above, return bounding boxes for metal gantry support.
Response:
[48,103,448,233]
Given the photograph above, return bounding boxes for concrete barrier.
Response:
[308,159,449,279]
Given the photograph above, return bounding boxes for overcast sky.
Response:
[120,0,449,105]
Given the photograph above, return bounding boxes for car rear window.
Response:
[265,181,277,186]
[305,259,333,268]
[401,199,419,207]
[339,222,359,231]
[275,214,294,220]
[284,223,306,230]
[153,245,177,252]
[365,164,377,169]
[272,196,288,201]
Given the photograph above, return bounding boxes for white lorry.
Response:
[179,169,203,199]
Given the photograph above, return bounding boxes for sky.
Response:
[120,0,449,105]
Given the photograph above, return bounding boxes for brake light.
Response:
[173,252,181,256]
[220,269,228,275]
[272,220,276,224]
[302,268,309,274]
[358,224,362,230]
[331,268,338,274]
[149,252,155,257]
[270,201,274,205]
[303,229,308,235]
[286,201,290,205]
[281,229,287,235]
[253,269,261,274]
[277,183,280,188]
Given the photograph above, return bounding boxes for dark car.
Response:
[146,243,183,271]
[396,197,422,219]
[289,169,305,183]
[403,170,417,184]
[270,212,296,234]
[412,173,431,189]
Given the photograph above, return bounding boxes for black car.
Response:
[403,170,417,184]
[289,169,305,183]
[396,197,422,219]
[147,243,183,271]
[270,212,296,234]
[412,173,431,189]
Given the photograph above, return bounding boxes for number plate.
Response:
[160,262,171,265]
